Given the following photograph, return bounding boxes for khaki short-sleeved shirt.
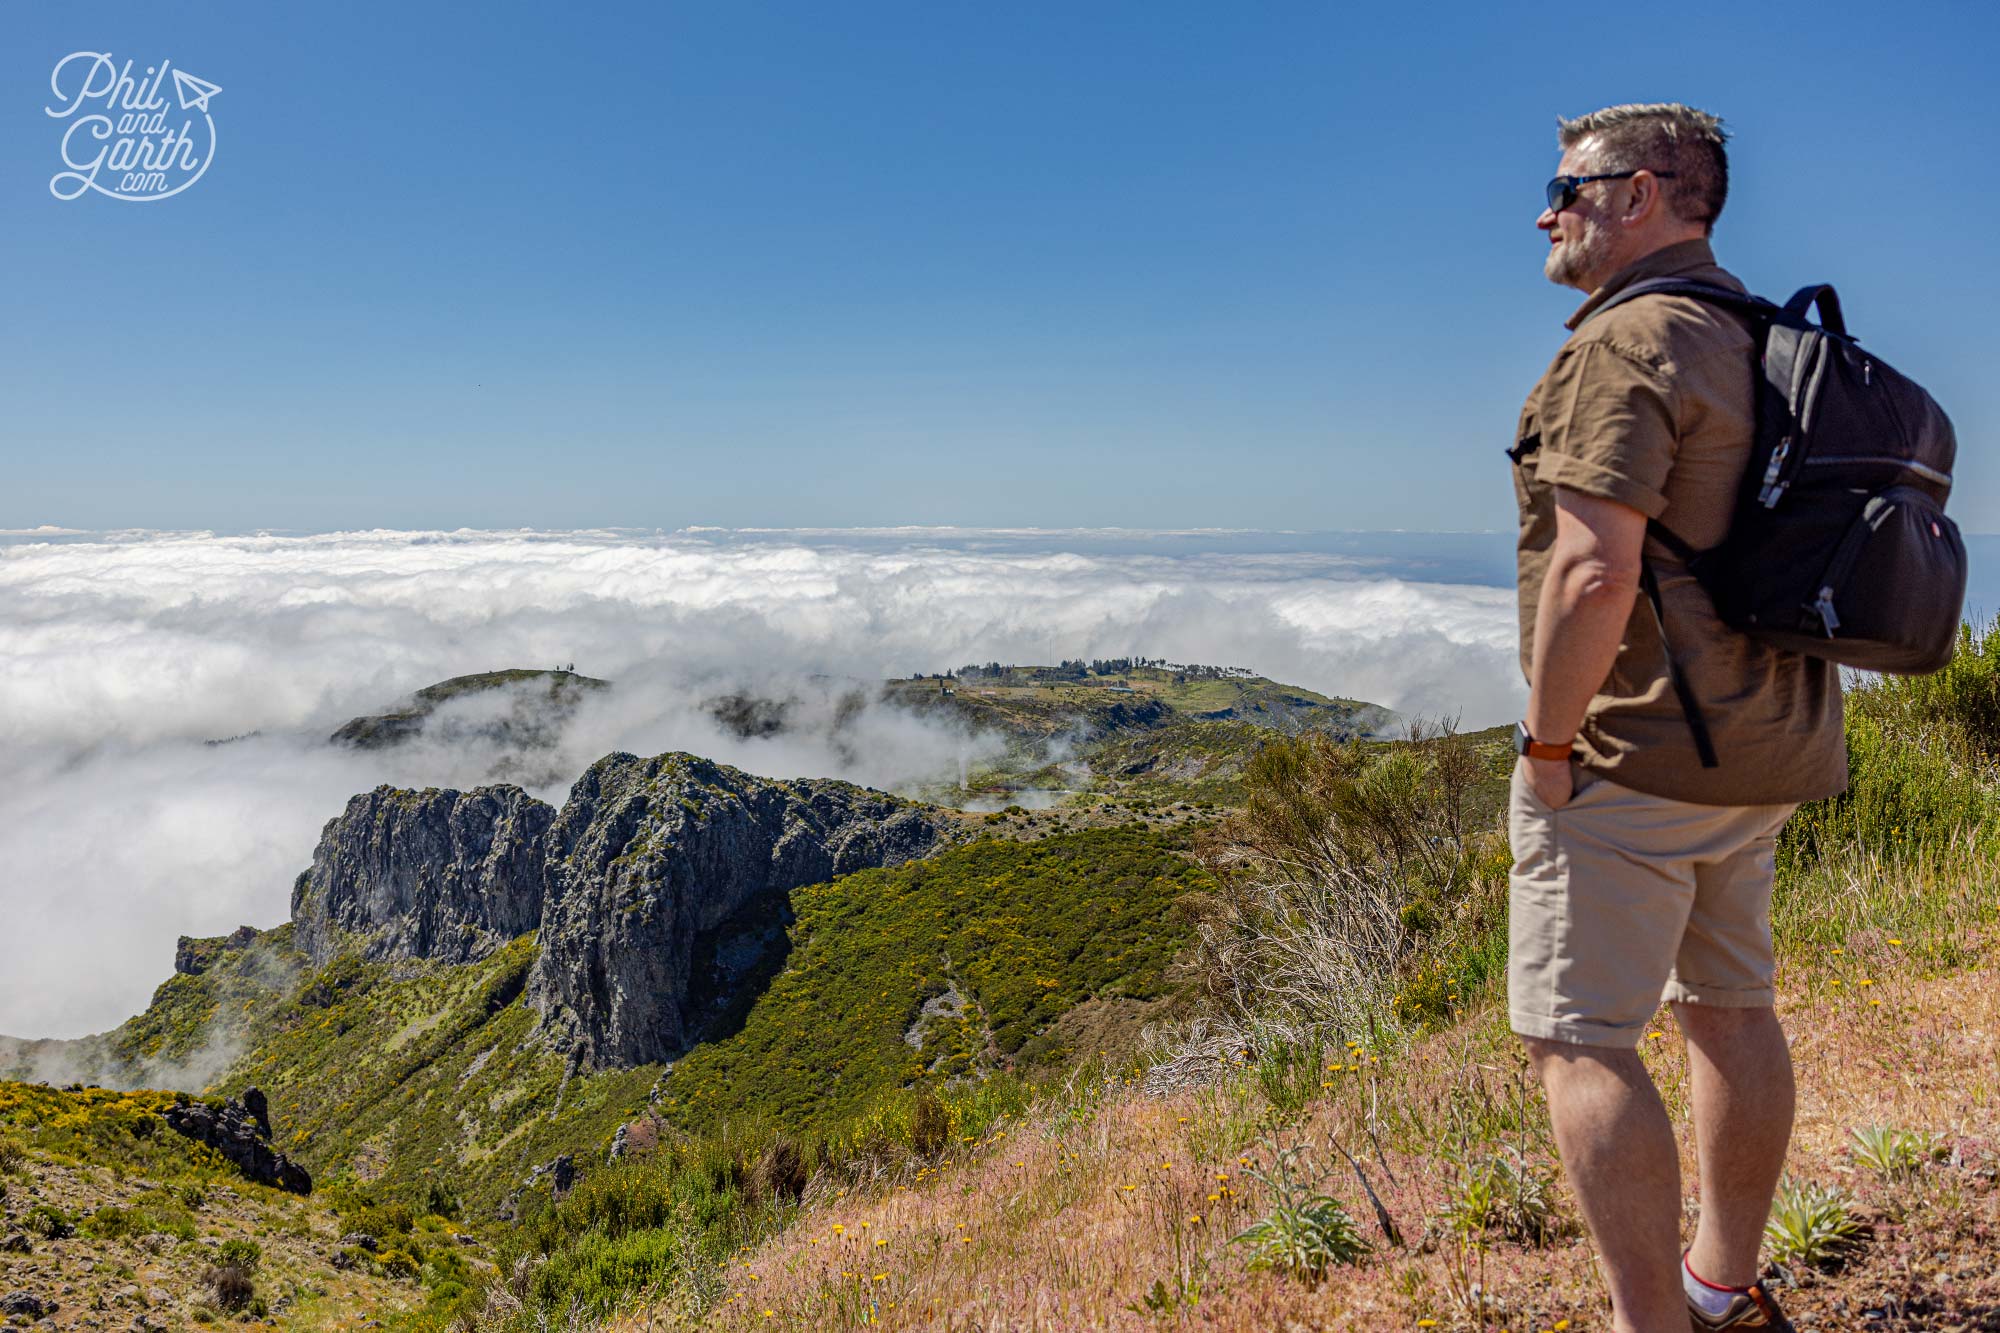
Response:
[1513,238,1848,807]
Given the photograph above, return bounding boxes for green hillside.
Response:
[889,664,1395,806]
[656,826,1210,1135]
[35,822,1213,1231]
[0,1081,433,1328]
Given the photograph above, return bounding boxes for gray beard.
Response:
[1544,217,1611,289]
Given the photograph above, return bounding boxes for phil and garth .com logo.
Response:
[46,52,221,202]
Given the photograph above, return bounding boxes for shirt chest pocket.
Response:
[1509,403,1547,517]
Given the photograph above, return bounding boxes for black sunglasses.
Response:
[1545,170,1677,213]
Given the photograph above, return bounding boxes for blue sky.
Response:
[4,1,1996,534]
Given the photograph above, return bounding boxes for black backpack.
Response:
[1587,278,1967,767]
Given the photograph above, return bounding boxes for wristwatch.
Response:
[1514,721,1574,762]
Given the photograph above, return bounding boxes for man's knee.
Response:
[1671,1001,1782,1044]
[1518,1032,1566,1075]
[1518,1033,1645,1084]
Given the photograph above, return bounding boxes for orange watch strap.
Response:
[1523,736,1573,761]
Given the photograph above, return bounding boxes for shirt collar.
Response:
[1565,237,1719,330]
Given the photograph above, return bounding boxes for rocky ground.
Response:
[0,1156,438,1332]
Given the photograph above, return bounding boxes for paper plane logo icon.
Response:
[172,68,221,113]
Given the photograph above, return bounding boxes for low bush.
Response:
[24,1203,75,1240]
[205,1257,257,1312]
[1781,616,2000,877]
[1147,720,1497,1087]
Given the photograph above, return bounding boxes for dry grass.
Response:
[603,916,1997,1332]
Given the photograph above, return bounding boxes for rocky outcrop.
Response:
[291,785,554,966]
[163,1088,312,1195]
[525,752,950,1069]
[0,1293,56,1319]
[174,925,262,977]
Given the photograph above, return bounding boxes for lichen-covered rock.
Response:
[290,785,554,965]
[0,1292,55,1318]
[525,752,949,1069]
[162,1088,312,1195]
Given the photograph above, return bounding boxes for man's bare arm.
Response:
[1524,488,1647,800]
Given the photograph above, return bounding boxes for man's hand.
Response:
[1524,488,1648,775]
[1520,754,1574,809]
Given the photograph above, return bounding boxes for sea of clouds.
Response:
[0,527,1523,1039]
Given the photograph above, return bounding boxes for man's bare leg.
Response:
[1524,1038,1687,1333]
[1674,1003,1794,1288]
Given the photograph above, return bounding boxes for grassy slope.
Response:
[657,827,1210,1136]
[639,928,1999,1332]
[611,630,2000,1332]
[216,938,660,1220]
[0,1082,432,1332]
[19,925,663,1221]
[35,823,1215,1227]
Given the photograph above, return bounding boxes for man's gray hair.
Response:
[1558,103,1730,234]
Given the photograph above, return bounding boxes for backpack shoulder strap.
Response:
[1583,277,1779,326]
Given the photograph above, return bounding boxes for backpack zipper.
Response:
[1761,333,1830,508]
[1757,438,1792,508]
[1802,486,1931,638]
[1799,455,1953,486]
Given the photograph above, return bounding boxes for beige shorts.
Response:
[1507,761,1797,1049]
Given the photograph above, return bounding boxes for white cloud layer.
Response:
[0,528,1521,1039]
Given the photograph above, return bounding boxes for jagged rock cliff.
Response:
[291,784,554,965]
[282,753,950,1071]
[525,752,950,1069]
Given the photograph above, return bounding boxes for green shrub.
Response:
[217,1237,261,1269]
[81,1204,134,1239]
[1852,616,2000,759]
[422,1178,462,1221]
[1252,1032,1326,1121]
[378,1248,420,1280]
[350,1201,415,1239]
[1781,616,2000,876]
[527,1226,692,1314]
[24,1203,75,1240]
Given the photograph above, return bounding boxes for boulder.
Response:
[162,1088,311,1195]
[0,1293,55,1319]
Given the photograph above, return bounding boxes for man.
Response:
[1509,104,1848,1333]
